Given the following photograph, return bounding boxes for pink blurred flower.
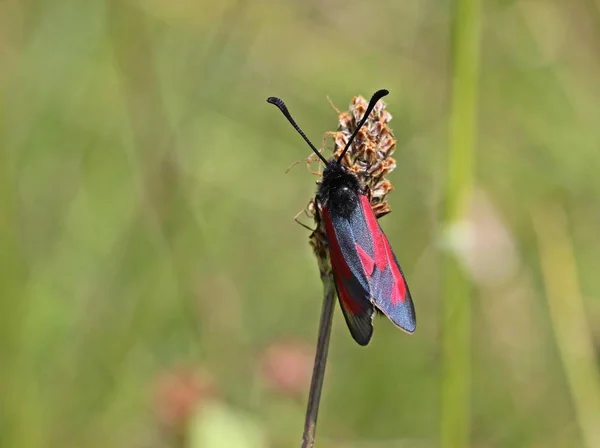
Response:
[153,366,215,430]
[260,340,314,397]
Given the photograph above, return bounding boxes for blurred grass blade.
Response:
[533,206,600,448]
[441,0,482,446]
[0,91,32,448]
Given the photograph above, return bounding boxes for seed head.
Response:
[332,95,397,218]
[307,94,398,273]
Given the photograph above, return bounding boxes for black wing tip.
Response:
[346,317,374,346]
[352,332,373,346]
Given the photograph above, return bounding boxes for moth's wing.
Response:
[371,232,416,333]
[357,195,417,334]
[322,206,375,346]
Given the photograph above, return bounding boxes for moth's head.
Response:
[322,159,346,178]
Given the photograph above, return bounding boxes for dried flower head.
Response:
[307,95,398,275]
[332,95,397,217]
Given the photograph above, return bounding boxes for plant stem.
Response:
[301,275,335,448]
[533,206,600,448]
[441,0,482,447]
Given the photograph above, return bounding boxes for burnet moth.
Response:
[267,89,416,345]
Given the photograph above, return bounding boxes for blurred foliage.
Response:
[1,0,600,447]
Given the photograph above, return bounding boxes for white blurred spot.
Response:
[441,189,519,287]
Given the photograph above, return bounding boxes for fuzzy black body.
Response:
[316,161,362,218]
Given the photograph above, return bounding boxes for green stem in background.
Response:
[301,275,335,448]
[0,87,32,448]
[533,207,600,448]
[441,0,482,447]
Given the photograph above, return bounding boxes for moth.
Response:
[267,90,416,345]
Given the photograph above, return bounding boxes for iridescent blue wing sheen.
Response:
[322,193,416,343]
[322,206,374,346]
[356,195,416,333]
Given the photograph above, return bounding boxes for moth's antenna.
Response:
[337,89,389,164]
[267,97,330,166]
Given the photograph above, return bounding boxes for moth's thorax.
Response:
[317,162,363,218]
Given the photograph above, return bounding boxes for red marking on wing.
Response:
[359,194,407,305]
[383,236,407,304]
[322,209,362,314]
[356,243,375,276]
[359,195,387,270]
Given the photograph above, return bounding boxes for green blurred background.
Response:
[2,0,600,447]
